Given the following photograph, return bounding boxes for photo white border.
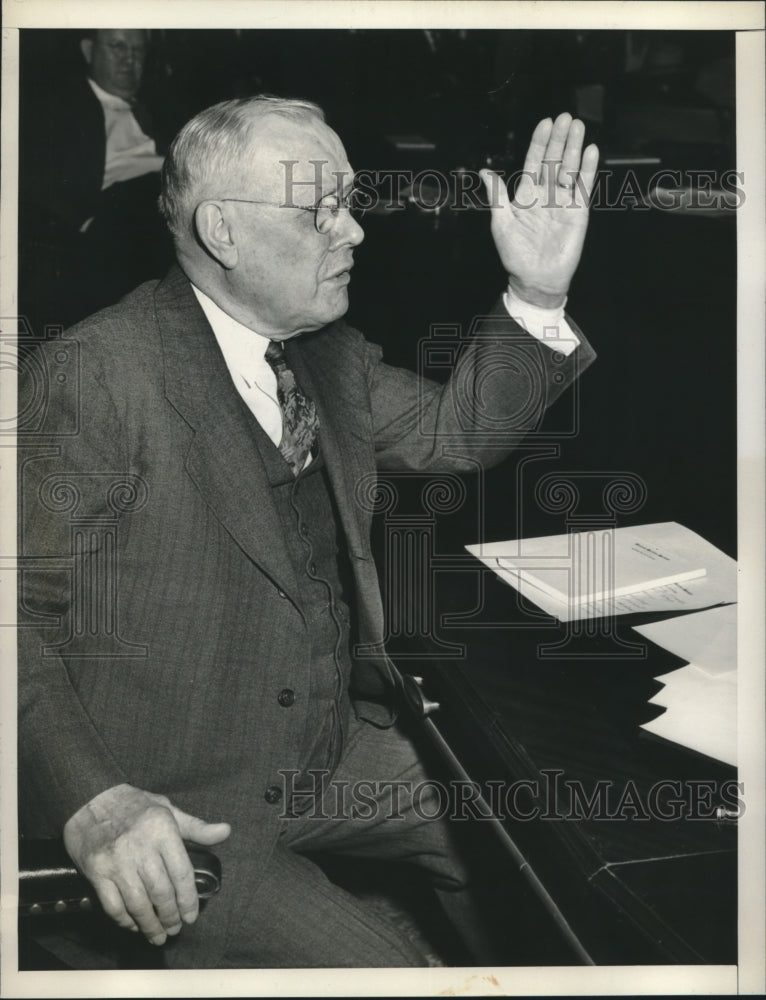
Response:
[1,1,763,996]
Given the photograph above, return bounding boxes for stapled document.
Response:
[466,522,737,621]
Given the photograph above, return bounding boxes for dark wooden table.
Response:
[394,561,737,966]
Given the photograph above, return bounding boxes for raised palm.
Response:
[481,113,600,308]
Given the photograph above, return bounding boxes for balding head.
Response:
[159,95,364,339]
[158,96,327,246]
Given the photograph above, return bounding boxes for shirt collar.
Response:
[191,284,271,375]
[87,76,133,110]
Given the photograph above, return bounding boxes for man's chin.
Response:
[289,302,350,339]
[286,288,351,338]
[321,287,351,325]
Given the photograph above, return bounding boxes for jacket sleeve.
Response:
[18,331,130,833]
[363,297,596,472]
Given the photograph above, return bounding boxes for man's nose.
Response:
[121,48,143,67]
[332,210,365,249]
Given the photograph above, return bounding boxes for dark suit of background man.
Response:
[18,28,173,333]
[19,95,599,969]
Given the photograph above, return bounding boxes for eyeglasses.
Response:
[218,188,366,234]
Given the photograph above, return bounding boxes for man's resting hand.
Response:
[63,783,231,945]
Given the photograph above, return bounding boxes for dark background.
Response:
[18,28,737,558]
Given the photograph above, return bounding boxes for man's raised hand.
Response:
[480,112,599,309]
[63,783,231,945]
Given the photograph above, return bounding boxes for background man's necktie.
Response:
[264,341,320,475]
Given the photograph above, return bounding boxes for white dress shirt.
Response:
[87,77,164,192]
[191,283,581,456]
[191,286,284,448]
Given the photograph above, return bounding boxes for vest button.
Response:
[278,688,295,708]
[264,785,282,804]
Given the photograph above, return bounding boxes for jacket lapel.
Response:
[155,267,301,603]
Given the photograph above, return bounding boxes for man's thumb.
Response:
[171,807,232,845]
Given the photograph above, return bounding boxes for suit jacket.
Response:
[18,264,596,966]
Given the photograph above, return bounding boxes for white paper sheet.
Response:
[641,662,737,766]
[633,604,737,677]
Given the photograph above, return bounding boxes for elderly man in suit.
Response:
[18,95,598,968]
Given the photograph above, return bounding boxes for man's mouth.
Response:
[326,262,354,283]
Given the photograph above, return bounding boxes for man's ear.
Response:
[194,202,239,269]
[80,38,94,66]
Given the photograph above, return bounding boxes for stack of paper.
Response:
[466,522,737,622]
[640,665,736,766]
[634,605,737,766]
[465,523,738,764]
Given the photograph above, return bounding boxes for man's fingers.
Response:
[539,112,573,188]
[94,850,192,944]
[558,118,586,189]
[576,143,601,204]
[545,111,574,162]
[94,877,139,932]
[520,113,596,199]
[120,879,171,945]
[161,840,200,925]
[521,117,553,180]
[140,857,184,935]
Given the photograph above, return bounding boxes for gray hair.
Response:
[158,94,325,240]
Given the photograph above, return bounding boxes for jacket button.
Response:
[277,688,295,708]
[264,785,282,804]
[309,562,317,575]
[277,588,287,598]
[300,524,309,537]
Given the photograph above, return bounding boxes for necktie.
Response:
[264,341,320,475]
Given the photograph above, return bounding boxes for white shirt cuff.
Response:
[502,286,580,356]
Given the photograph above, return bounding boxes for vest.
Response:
[251,423,355,809]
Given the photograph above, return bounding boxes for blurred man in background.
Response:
[18,28,173,331]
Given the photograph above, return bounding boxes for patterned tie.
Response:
[264,341,320,475]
